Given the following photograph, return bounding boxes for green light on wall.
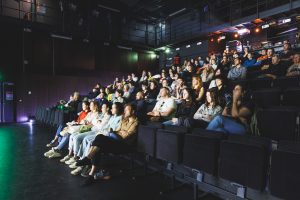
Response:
[150,53,156,59]
[128,52,138,63]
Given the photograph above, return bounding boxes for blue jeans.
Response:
[72,131,97,156]
[55,125,64,142]
[162,120,177,126]
[79,134,97,158]
[107,132,122,140]
[55,134,70,150]
[206,115,246,135]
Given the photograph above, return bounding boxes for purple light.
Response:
[18,116,28,122]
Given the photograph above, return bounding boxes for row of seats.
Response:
[228,76,300,91]
[137,125,300,200]
[257,107,300,141]
[35,107,70,126]
[252,87,300,108]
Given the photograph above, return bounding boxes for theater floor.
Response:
[0,123,220,200]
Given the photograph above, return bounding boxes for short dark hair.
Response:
[116,89,123,96]
[113,102,123,115]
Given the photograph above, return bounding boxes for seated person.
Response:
[227,57,247,80]
[66,91,82,119]
[192,76,205,105]
[147,87,177,122]
[243,52,256,68]
[139,70,148,83]
[193,89,222,128]
[105,87,114,102]
[163,88,196,127]
[95,91,108,107]
[132,91,147,124]
[156,79,172,100]
[182,64,194,85]
[75,104,139,185]
[211,77,231,108]
[218,56,231,78]
[174,77,186,100]
[256,49,268,62]
[45,101,90,148]
[88,87,100,99]
[75,102,123,174]
[201,63,214,84]
[261,48,274,66]
[206,84,253,135]
[280,41,294,63]
[112,89,124,104]
[44,100,100,158]
[147,81,159,102]
[123,84,131,101]
[257,54,288,79]
[66,103,112,175]
[286,53,300,77]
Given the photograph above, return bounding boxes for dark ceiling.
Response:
[95,0,209,23]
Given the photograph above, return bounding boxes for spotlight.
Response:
[255,27,261,33]
[234,33,239,38]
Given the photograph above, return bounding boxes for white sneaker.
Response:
[69,162,78,169]
[65,157,76,165]
[60,155,71,163]
[44,149,54,157]
[48,151,62,159]
[71,167,83,175]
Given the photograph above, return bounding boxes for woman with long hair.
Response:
[192,76,205,104]
[193,89,222,128]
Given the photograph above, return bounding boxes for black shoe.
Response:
[76,157,91,166]
[81,166,91,178]
[81,175,95,186]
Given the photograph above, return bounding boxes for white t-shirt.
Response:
[153,97,177,119]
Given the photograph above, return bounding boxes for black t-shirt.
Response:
[148,88,159,100]
[176,100,197,118]
[226,96,254,126]
[262,61,289,77]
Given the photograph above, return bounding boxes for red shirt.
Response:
[76,110,89,123]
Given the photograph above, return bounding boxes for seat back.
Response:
[137,125,159,157]
[219,140,269,191]
[282,87,300,107]
[270,149,300,199]
[257,108,299,141]
[252,88,281,108]
[156,129,185,164]
[183,132,224,175]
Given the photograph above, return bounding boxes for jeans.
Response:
[71,131,97,156]
[206,115,246,135]
[55,134,70,150]
[163,118,192,128]
[55,125,64,142]
[79,134,97,158]
[107,132,122,140]
[162,120,177,126]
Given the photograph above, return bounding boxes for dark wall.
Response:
[15,72,125,122]
[0,22,22,81]
[0,19,159,122]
